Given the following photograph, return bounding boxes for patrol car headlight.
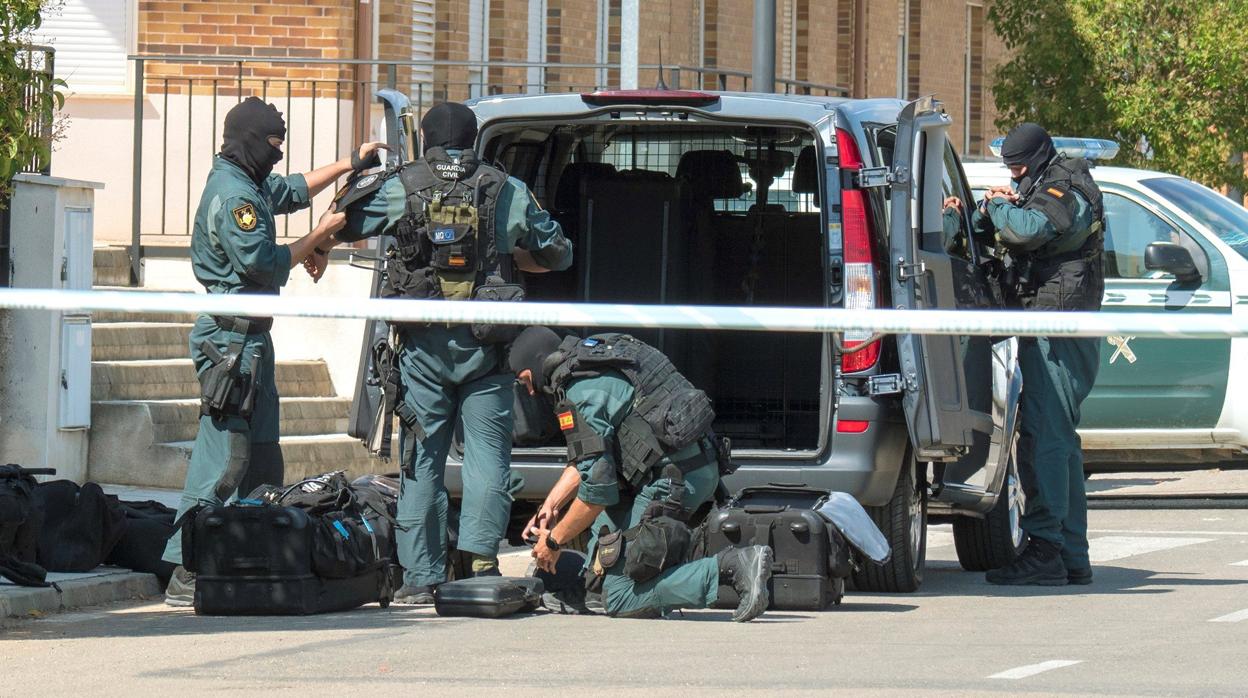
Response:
[989,137,1119,161]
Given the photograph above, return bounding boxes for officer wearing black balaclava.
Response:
[335,102,573,604]
[161,96,385,606]
[971,123,1106,587]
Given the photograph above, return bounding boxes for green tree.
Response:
[0,0,65,196]
[988,0,1248,191]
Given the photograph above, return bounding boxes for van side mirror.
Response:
[1144,241,1201,283]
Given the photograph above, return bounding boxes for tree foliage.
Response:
[988,0,1248,191]
[0,0,65,196]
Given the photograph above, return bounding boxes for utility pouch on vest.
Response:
[712,435,737,476]
[199,338,257,419]
[470,278,526,344]
[648,388,715,450]
[586,526,621,593]
[617,413,665,489]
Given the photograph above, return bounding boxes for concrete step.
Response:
[92,396,352,443]
[92,246,133,288]
[91,358,335,401]
[89,286,199,324]
[91,322,194,361]
[92,434,382,490]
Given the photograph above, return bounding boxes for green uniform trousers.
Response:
[1017,335,1100,570]
[593,458,721,617]
[395,325,514,587]
[162,317,283,565]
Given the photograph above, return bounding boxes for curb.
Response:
[1,570,162,620]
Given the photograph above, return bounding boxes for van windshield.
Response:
[1141,176,1248,262]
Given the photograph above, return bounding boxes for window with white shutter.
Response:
[33,0,135,94]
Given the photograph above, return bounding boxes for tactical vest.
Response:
[544,334,716,489]
[384,147,507,301]
[1014,157,1106,311]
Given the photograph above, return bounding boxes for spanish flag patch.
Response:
[1046,187,1065,198]
[558,411,575,431]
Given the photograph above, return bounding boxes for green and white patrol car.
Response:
[964,140,1248,469]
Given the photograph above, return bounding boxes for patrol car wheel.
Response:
[852,457,926,593]
[953,445,1027,571]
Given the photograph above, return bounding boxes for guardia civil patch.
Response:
[232,203,258,231]
[558,411,575,431]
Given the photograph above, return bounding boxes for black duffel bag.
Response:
[105,499,178,585]
[0,465,55,587]
[35,480,127,573]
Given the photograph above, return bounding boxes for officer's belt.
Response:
[212,315,273,335]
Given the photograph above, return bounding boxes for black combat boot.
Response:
[1066,566,1093,585]
[985,538,1067,586]
[164,565,196,607]
[393,584,437,605]
[716,545,773,622]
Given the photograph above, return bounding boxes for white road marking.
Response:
[1209,608,1248,623]
[1231,560,1248,567]
[988,660,1083,680]
[1088,536,1212,562]
[1090,527,1248,537]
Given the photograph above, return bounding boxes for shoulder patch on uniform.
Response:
[581,338,600,348]
[232,202,258,231]
[1046,187,1065,198]
[558,411,575,431]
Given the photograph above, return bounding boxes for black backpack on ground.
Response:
[105,499,178,586]
[184,471,399,615]
[0,465,55,587]
[35,480,127,573]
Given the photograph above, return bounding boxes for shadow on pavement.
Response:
[1086,476,1183,493]
[918,561,1244,598]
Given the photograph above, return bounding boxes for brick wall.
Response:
[377,0,413,89]
[138,0,356,96]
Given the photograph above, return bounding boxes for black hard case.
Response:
[705,485,849,611]
[186,504,392,616]
[433,576,545,618]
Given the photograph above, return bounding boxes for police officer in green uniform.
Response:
[971,123,1105,586]
[338,103,572,603]
[162,97,385,605]
[509,327,773,621]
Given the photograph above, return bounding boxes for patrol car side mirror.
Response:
[1145,241,1201,283]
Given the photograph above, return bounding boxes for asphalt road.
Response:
[3,496,1248,695]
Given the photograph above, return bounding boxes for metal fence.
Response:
[127,55,848,282]
[18,45,55,177]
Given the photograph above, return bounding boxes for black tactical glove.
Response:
[351,147,381,172]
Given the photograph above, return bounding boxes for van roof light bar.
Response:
[989,136,1120,161]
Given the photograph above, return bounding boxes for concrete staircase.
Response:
[87,246,380,490]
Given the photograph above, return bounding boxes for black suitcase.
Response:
[433,576,545,618]
[705,484,851,611]
[185,504,393,616]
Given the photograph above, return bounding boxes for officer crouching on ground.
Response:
[335,102,573,604]
[162,96,384,606]
[508,327,772,621]
[971,123,1105,586]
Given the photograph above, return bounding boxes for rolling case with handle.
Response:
[705,484,852,611]
[185,503,393,615]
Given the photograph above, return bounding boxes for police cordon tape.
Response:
[0,287,1244,339]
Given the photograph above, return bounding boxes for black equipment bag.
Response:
[105,499,178,585]
[35,480,127,573]
[186,503,394,616]
[705,484,852,611]
[0,465,55,587]
[433,576,545,618]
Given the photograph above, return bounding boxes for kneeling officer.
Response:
[508,327,772,621]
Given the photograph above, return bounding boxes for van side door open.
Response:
[888,98,995,462]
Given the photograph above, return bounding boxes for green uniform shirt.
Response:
[566,369,703,508]
[191,155,311,294]
[344,166,572,270]
[973,186,1094,254]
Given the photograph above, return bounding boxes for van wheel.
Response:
[853,458,926,593]
[953,444,1026,571]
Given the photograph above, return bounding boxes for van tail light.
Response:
[837,127,881,374]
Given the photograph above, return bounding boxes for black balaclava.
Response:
[509,326,565,389]
[221,97,287,184]
[1000,122,1057,193]
[420,102,478,153]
